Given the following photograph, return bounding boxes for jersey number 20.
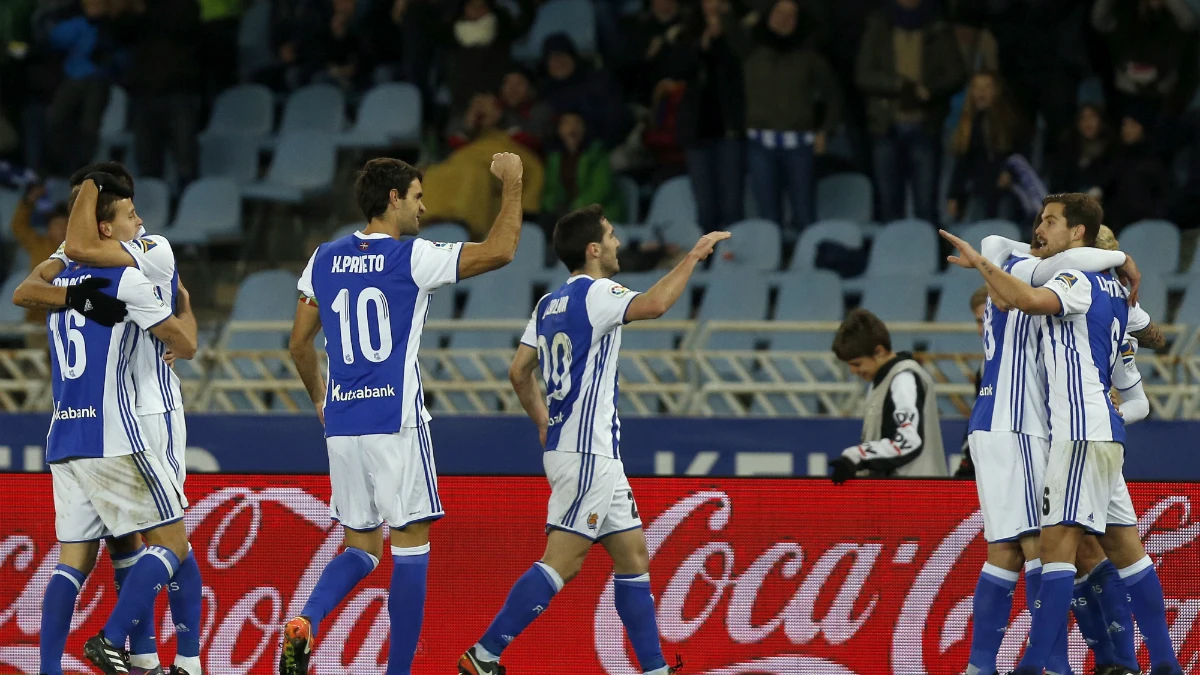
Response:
[331,287,393,364]
[537,332,573,400]
[49,310,87,379]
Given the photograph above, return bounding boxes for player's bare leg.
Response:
[85,521,192,675]
[40,541,101,675]
[1072,535,1138,673]
[386,521,433,675]
[459,530,589,675]
[602,528,681,675]
[1099,526,1182,674]
[281,525,384,675]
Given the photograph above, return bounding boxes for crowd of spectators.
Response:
[2,0,1200,251]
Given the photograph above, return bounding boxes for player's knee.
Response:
[985,541,1024,571]
[142,521,190,561]
[58,541,101,575]
[106,533,144,557]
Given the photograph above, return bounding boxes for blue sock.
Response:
[387,545,430,675]
[113,547,158,661]
[40,564,86,675]
[478,561,563,658]
[300,546,377,636]
[167,549,204,660]
[1120,556,1180,670]
[1019,562,1076,671]
[1090,560,1138,671]
[1072,574,1117,667]
[1024,559,1041,617]
[104,546,180,647]
[969,563,1018,675]
[614,573,667,674]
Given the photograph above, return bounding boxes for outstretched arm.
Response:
[624,231,731,322]
[509,344,549,447]
[941,230,1064,316]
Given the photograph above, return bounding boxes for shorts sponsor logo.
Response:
[329,382,396,403]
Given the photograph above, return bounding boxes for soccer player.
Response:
[942,194,1184,675]
[456,205,729,675]
[282,153,525,675]
[32,173,201,675]
[14,167,204,675]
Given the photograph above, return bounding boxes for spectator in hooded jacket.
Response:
[856,0,964,224]
[725,0,842,235]
[672,0,745,232]
[541,111,627,224]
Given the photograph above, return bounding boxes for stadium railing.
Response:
[2,320,1199,418]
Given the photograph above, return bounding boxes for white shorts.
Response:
[544,452,642,541]
[970,431,1049,543]
[1044,440,1137,534]
[140,409,188,506]
[51,452,186,542]
[326,424,443,531]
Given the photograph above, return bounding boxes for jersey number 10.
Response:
[331,287,393,364]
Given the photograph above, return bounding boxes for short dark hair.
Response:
[355,158,423,222]
[970,286,989,312]
[68,162,134,191]
[66,183,126,224]
[1042,192,1103,246]
[832,309,892,361]
[552,204,606,271]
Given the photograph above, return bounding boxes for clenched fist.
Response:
[490,152,523,184]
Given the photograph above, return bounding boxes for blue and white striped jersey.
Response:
[299,232,462,436]
[1043,269,1130,443]
[520,275,639,459]
[52,234,182,415]
[45,264,173,462]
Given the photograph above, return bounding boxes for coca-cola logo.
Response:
[0,477,1197,675]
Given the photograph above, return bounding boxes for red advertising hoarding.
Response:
[0,475,1198,675]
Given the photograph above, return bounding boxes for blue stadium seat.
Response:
[929,268,985,354]
[167,178,242,245]
[448,266,534,410]
[220,269,300,410]
[710,219,781,272]
[134,177,171,233]
[860,273,930,351]
[273,84,346,145]
[617,175,640,223]
[241,132,337,204]
[98,85,132,157]
[1175,277,1200,326]
[0,188,19,242]
[865,219,938,277]
[1134,273,1168,327]
[1120,220,1181,275]
[771,272,844,351]
[340,83,422,148]
[789,219,864,272]
[417,222,470,242]
[698,269,769,350]
[645,176,697,236]
[954,219,1022,250]
[199,134,260,183]
[512,223,547,274]
[512,0,596,62]
[200,84,275,140]
[816,172,873,223]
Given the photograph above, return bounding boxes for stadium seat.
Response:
[860,273,931,351]
[789,219,864,272]
[697,268,769,387]
[330,223,361,241]
[617,175,640,223]
[954,219,1022,250]
[340,83,422,148]
[200,84,275,141]
[199,134,260,183]
[1175,277,1200,326]
[710,219,781,272]
[771,272,844,351]
[816,172,873,223]
[929,268,985,355]
[616,270,692,351]
[167,178,241,245]
[218,268,302,410]
[864,219,938,278]
[0,188,19,241]
[512,223,547,273]
[241,132,337,204]
[448,266,535,410]
[1120,220,1181,276]
[1134,273,1168,327]
[511,0,596,62]
[277,84,346,139]
[134,177,171,232]
[645,176,697,237]
[98,85,132,157]
[417,222,470,242]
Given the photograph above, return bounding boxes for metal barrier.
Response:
[3,320,1200,418]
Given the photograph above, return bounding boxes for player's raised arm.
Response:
[62,175,138,268]
[12,257,128,326]
[456,153,524,281]
[624,231,731,322]
[942,229,1066,316]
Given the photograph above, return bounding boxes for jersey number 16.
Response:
[331,287,393,364]
[50,310,88,380]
